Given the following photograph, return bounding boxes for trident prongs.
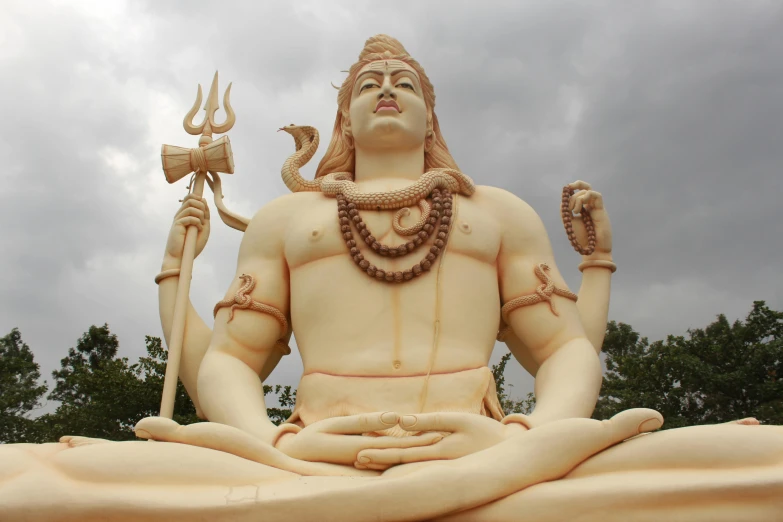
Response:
[183,71,236,140]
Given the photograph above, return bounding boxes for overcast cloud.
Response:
[1,0,781,407]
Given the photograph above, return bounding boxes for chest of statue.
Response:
[283,191,501,273]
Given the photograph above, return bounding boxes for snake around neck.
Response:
[279,124,475,208]
[279,124,474,283]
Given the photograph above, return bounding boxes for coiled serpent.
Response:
[279,124,475,235]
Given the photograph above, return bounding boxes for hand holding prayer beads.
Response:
[561,180,613,257]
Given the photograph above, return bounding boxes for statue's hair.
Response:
[314,34,459,179]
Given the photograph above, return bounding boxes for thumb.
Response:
[603,408,663,441]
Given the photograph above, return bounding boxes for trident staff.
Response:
[158,72,236,418]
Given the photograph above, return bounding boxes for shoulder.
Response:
[470,185,551,254]
[472,185,545,232]
[247,192,322,225]
[241,191,324,256]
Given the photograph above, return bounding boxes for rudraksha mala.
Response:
[561,185,596,256]
[337,189,453,283]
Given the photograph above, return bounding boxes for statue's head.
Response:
[315,35,459,179]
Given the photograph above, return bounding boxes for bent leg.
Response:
[0,441,300,522]
[441,423,783,522]
[440,466,783,522]
[567,423,783,479]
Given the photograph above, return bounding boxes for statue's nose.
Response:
[378,83,396,99]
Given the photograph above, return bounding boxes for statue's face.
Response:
[348,59,428,151]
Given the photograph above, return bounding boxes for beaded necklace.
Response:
[337,188,453,283]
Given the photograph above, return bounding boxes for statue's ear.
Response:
[341,110,352,133]
[341,111,354,149]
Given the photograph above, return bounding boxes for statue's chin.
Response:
[355,122,425,151]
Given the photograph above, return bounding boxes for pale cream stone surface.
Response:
[3,35,782,521]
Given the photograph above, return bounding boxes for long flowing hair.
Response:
[314,35,460,179]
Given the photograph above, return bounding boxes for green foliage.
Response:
[594,301,783,428]
[31,326,199,442]
[264,384,296,425]
[0,324,299,444]
[0,328,48,442]
[491,352,536,415]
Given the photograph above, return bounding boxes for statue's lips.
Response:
[375,100,400,113]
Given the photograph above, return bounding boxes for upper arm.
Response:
[493,189,585,366]
[208,196,294,374]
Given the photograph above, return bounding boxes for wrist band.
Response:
[578,260,617,273]
[155,268,181,284]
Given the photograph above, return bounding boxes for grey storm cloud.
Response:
[1,0,781,405]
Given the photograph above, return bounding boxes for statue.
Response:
[3,35,782,522]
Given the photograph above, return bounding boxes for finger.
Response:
[176,207,206,222]
[180,194,207,213]
[357,444,445,467]
[568,190,586,213]
[586,190,604,210]
[175,216,203,231]
[398,412,475,433]
[317,411,400,434]
[363,433,444,449]
[320,432,441,462]
[572,195,584,214]
[568,180,591,192]
[357,462,392,471]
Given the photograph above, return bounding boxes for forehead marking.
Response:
[368,59,407,71]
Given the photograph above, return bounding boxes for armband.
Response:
[501,263,577,322]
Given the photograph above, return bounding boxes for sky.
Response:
[1,0,781,410]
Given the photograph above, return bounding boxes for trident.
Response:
[158,72,249,418]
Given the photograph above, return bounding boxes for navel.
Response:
[457,220,472,235]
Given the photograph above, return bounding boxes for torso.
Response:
[278,182,510,423]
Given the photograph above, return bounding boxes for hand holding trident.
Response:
[158,72,242,418]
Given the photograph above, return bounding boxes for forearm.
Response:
[158,254,212,408]
[527,338,602,425]
[159,255,212,346]
[576,252,614,352]
[197,350,279,445]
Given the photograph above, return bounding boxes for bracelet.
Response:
[578,260,617,273]
[154,268,181,284]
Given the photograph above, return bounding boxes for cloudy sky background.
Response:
[1,0,781,410]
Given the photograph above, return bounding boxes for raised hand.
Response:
[275,412,445,466]
[165,194,210,261]
[565,180,612,256]
[354,412,524,471]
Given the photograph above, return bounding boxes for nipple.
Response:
[458,221,471,234]
[309,226,324,242]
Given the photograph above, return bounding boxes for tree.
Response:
[15,325,293,443]
[264,384,296,425]
[0,328,48,442]
[37,325,163,441]
[594,301,783,428]
[491,352,535,415]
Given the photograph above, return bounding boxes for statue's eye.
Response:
[360,83,379,92]
[396,82,415,91]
